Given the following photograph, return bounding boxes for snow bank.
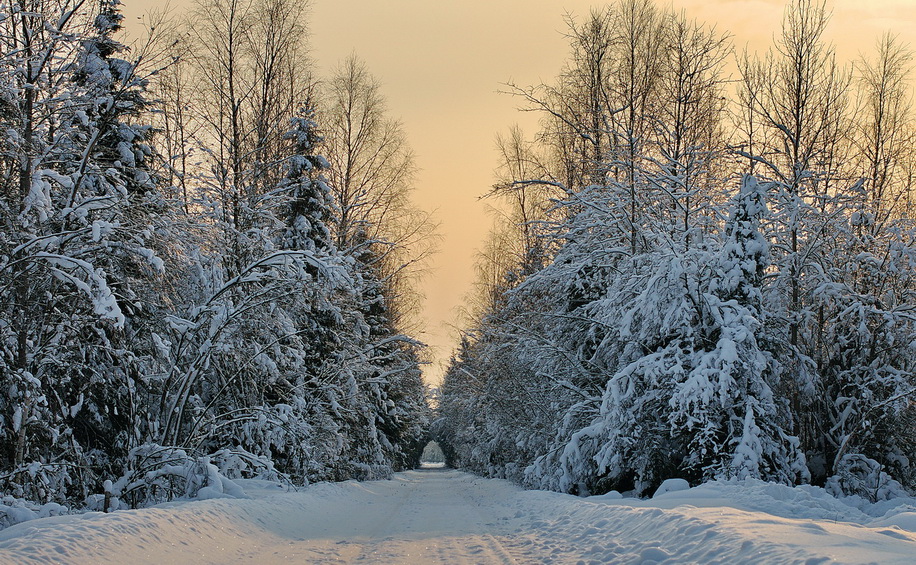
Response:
[636,478,916,527]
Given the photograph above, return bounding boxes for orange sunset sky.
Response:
[122,0,916,386]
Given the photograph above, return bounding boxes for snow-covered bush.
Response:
[0,496,68,530]
[103,444,248,510]
[826,455,910,502]
[0,463,76,507]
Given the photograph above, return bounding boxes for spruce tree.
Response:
[0,0,161,503]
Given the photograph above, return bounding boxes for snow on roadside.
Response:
[643,477,916,525]
[0,470,912,564]
[502,476,916,564]
[575,478,916,563]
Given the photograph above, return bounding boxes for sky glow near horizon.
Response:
[122,0,916,386]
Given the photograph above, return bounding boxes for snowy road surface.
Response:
[1,466,916,563]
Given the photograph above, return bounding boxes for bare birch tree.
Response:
[322,54,436,331]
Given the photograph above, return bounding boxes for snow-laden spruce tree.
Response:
[735,0,860,480]
[672,176,807,483]
[525,177,807,496]
[150,105,353,483]
[0,0,164,503]
[347,233,431,472]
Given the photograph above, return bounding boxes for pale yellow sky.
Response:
[122,0,916,386]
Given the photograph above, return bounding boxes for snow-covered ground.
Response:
[1,466,914,564]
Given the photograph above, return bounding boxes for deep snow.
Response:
[0,466,914,564]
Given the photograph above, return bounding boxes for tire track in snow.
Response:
[347,468,518,564]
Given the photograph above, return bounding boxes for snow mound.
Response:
[631,478,916,529]
[653,478,690,497]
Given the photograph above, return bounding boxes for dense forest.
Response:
[436,0,916,501]
[0,0,434,515]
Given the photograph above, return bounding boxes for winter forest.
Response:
[436,0,916,502]
[0,0,915,527]
[0,0,435,516]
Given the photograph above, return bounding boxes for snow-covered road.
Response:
[1,466,915,563]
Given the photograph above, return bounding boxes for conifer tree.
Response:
[0,0,161,502]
